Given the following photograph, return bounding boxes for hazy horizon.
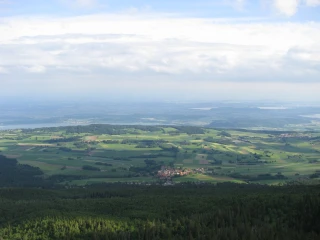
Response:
[1,0,320,102]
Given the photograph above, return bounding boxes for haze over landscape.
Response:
[1,0,320,102]
[1,1,320,240]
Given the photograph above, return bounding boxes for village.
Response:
[157,166,206,180]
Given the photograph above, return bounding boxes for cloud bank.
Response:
[0,13,320,100]
[1,14,319,77]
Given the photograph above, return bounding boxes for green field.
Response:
[1,124,320,185]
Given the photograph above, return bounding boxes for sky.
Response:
[0,0,320,102]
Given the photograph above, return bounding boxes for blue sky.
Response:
[1,0,320,102]
[1,0,320,20]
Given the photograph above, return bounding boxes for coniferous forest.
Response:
[1,123,320,239]
[0,182,320,240]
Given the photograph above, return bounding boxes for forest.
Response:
[0,124,320,239]
[0,183,319,239]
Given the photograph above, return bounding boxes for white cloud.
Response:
[23,65,46,73]
[304,0,320,6]
[273,0,301,17]
[0,13,320,100]
[272,0,320,16]
[0,66,7,73]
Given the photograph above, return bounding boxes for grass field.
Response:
[1,125,319,185]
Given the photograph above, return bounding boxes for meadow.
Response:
[0,124,319,185]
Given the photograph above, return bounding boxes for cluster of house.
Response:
[157,167,192,179]
[157,166,209,180]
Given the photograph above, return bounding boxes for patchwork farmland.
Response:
[0,124,319,185]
